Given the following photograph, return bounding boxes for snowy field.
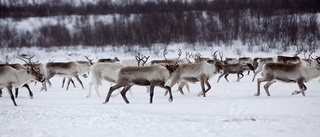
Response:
[0,47,320,137]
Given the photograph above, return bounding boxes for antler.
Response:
[135,53,150,66]
[294,50,301,57]
[185,52,194,63]
[17,55,35,64]
[163,48,181,66]
[84,55,93,65]
[213,50,224,62]
[308,49,315,60]
[163,47,170,65]
[176,49,182,62]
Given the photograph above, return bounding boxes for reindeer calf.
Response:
[217,63,255,82]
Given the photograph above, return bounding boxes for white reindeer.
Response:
[255,61,320,97]
[87,62,126,97]
[167,60,221,97]
[0,59,44,106]
[0,63,37,99]
[103,64,178,104]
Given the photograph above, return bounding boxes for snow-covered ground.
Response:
[0,46,320,137]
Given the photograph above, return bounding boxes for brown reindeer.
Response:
[217,63,255,82]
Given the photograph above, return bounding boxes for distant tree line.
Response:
[0,0,319,51]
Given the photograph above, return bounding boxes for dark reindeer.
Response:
[97,57,120,63]
[217,63,255,82]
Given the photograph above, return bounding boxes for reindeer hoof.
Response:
[292,91,301,95]
[254,93,260,96]
[168,98,173,102]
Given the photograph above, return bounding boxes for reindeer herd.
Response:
[1,49,320,106]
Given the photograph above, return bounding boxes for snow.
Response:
[1,46,320,137]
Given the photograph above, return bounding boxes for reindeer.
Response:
[275,55,301,64]
[103,64,178,104]
[0,57,44,106]
[238,57,253,74]
[43,56,92,91]
[103,49,180,104]
[252,54,308,82]
[217,63,255,82]
[97,57,119,63]
[0,63,36,99]
[61,57,93,90]
[87,62,126,98]
[224,58,238,64]
[255,60,320,97]
[167,53,222,96]
[252,57,275,81]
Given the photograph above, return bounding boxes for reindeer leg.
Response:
[94,83,101,97]
[0,89,2,97]
[263,80,275,96]
[252,69,261,82]
[15,88,19,98]
[70,78,76,88]
[73,75,84,89]
[66,78,71,90]
[185,82,190,93]
[217,74,224,83]
[23,84,33,99]
[7,85,17,106]
[224,74,229,82]
[177,82,185,95]
[149,85,155,104]
[104,81,126,104]
[200,78,206,97]
[204,78,211,94]
[237,73,244,82]
[292,80,307,96]
[146,86,150,93]
[158,84,173,102]
[87,81,94,98]
[62,77,66,88]
[120,85,133,104]
[255,78,265,96]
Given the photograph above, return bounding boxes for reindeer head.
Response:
[17,55,45,82]
[163,48,182,77]
[207,59,223,74]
